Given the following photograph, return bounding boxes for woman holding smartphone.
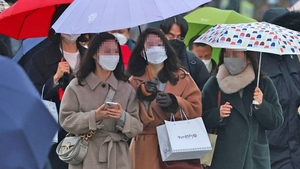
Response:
[59,32,143,169]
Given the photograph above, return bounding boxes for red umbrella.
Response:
[0,0,73,40]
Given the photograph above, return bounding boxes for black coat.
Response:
[180,50,210,90]
[28,42,86,169]
[28,42,86,109]
[202,76,283,169]
[260,53,300,169]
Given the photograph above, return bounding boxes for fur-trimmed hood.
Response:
[216,64,255,94]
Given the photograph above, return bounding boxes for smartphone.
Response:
[104,101,118,109]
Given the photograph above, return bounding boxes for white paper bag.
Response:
[43,100,58,143]
[157,117,212,161]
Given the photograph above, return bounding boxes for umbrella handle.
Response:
[140,65,154,96]
[253,52,262,106]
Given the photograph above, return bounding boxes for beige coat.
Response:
[129,69,202,169]
[59,72,143,169]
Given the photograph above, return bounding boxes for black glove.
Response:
[156,92,179,113]
[136,81,158,102]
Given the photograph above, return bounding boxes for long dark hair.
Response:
[213,49,266,88]
[127,28,181,85]
[77,32,128,85]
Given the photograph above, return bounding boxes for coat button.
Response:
[101,84,106,88]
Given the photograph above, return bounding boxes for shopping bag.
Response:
[157,115,212,161]
[41,84,58,143]
[42,100,58,143]
[200,133,217,167]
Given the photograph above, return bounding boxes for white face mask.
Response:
[61,33,81,43]
[224,58,246,75]
[112,33,127,45]
[98,55,119,71]
[202,59,212,72]
[145,46,167,65]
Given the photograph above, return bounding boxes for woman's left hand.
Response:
[253,87,263,105]
[107,103,123,119]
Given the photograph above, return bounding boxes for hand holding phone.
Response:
[104,101,118,109]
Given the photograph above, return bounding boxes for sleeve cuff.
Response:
[89,110,98,131]
[117,110,126,127]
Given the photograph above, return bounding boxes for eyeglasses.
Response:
[166,34,185,41]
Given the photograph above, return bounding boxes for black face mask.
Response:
[169,39,185,56]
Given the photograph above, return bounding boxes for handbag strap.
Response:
[104,86,116,103]
[213,90,222,135]
[217,90,221,108]
[67,86,116,140]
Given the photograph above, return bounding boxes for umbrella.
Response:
[0,56,58,169]
[52,0,211,34]
[184,7,257,45]
[194,21,300,104]
[0,0,9,13]
[184,7,256,63]
[13,37,47,62]
[194,22,300,55]
[0,0,73,40]
[52,0,211,96]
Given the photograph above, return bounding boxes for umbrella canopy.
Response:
[0,0,73,40]
[52,0,211,34]
[0,56,58,169]
[195,21,300,93]
[184,7,256,44]
[194,22,300,55]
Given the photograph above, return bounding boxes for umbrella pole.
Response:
[138,25,154,96]
[256,52,262,87]
[253,52,262,105]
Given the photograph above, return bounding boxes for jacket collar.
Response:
[44,42,86,65]
[85,72,118,91]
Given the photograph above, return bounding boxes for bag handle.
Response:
[170,109,188,121]
[41,84,46,99]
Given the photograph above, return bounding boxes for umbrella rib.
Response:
[17,9,38,39]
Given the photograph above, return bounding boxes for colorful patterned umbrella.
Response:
[195,22,300,105]
[195,22,300,55]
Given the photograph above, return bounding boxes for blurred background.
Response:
[1,0,299,60]
[130,0,298,41]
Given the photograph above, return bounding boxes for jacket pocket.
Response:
[251,142,271,169]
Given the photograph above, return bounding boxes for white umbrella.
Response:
[52,0,211,34]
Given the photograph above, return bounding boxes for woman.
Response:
[27,5,87,169]
[59,32,143,169]
[128,28,202,169]
[202,48,284,169]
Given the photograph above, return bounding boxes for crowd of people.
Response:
[1,1,300,169]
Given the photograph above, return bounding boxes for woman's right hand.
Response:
[220,102,232,118]
[95,104,110,121]
[53,58,70,83]
[144,81,158,94]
